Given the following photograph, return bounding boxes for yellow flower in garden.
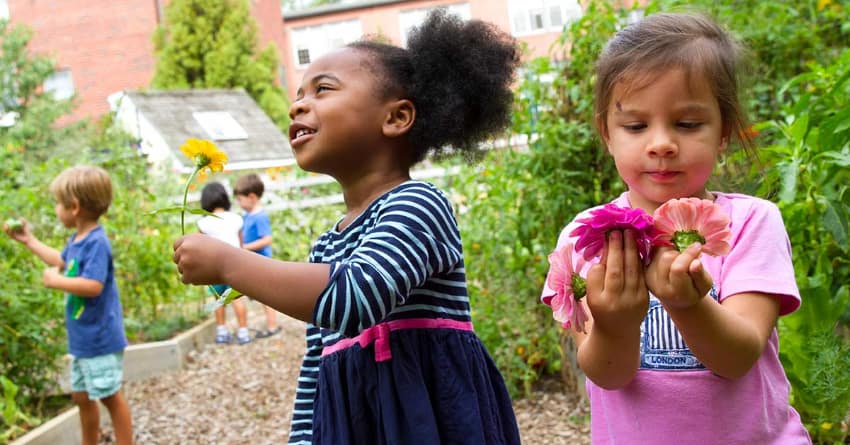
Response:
[817,0,831,10]
[180,138,227,173]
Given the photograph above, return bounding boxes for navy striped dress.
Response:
[288,181,519,445]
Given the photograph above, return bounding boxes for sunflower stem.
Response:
[181,167,200,235]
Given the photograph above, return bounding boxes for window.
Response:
[290,19,362,68]
[0,0,8,20]
[297,48,310,65]
[508,0,582,36]
[398,3,471,47]
[193,112,248,141]
[44,69,75,100]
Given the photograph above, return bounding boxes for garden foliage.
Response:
[0,20,203,438]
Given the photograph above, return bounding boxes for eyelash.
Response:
[622,122,703,131]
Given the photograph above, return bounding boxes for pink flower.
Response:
[544,243,589,333]
[569,203,659,262]
[653,197,731,256]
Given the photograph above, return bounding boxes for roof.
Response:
[124,89,292,170]
[283,0,412,20]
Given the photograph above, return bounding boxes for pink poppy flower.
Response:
[544,243,589,333]
[569,203,659,262]
[653,197,731,256]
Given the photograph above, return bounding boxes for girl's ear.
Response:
[383,99,415,138]
[596,115,612,153]
[719,124,732,153]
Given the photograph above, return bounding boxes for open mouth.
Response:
[289,123,316,146]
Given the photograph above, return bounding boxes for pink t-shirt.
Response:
[542,192,812,444]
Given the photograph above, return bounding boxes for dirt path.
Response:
[100,300,589,444]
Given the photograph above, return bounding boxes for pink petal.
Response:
[653,198,731,256]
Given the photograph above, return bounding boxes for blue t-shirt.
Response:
[60,225,127,358]
[242,209,272,257]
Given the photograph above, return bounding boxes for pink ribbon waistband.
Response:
[321,318,474,362]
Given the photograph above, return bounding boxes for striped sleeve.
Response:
[313,186,463,337]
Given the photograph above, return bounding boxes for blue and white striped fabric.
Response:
[287,181,471,444]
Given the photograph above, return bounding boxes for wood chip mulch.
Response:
[98,302,590,444]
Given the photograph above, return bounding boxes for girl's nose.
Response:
[646,129,678,157]
[289,97,308,119]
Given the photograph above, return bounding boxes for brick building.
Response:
[5,0,286,121]
[281,0,581,99]
[5,0,579,122]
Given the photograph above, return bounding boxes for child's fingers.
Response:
[586,263,605,301]
[622,229,643,291]
[604,230,624,293]
[668,243,702,279]
[689,259,713,298]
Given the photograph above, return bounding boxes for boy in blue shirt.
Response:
[4,166,132,445]
[234,173,280,338]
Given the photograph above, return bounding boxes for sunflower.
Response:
[180,138,227,172]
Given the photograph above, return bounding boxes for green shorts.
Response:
[70,352,124,400]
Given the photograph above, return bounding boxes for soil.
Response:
[98,300,590,444]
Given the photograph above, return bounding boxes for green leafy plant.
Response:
[456,1,627,397]
[755,49,850,443]
[152,0,290,129]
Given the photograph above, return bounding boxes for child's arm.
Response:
[174,234,328,323]
[242,235,271,252]
[42,268,104,297]
[646,244,781,379]
[4,220,64,268]
[575,230,649,389]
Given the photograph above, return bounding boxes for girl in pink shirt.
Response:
[542,12,811,444]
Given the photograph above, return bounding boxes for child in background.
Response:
[4,166,133,445]
[233,173,281,339]
[172,10,521,444]
[541,13,811,444]
[198,181,251,345]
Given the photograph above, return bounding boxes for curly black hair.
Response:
[348,9,520,164]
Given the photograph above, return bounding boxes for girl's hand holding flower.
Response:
[646,242,714,310]
[585,229,649,335]
[172,234,234,285]
[646,198,731,310]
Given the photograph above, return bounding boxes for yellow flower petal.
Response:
[179,138,228,172]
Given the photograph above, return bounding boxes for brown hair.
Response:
[233,173,265,197]
[49,165,112,217]
[594,12,753,155]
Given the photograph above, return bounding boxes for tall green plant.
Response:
[152,0,290,128]
[458,1,628,396]
[0,19,77,156]
[660,0,848,124]
[756,50,850,443]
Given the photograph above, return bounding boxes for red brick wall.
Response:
[250,0,288,89]
[8,0,287,122]
[8,0,160,120]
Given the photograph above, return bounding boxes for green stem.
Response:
[181,167,200,235]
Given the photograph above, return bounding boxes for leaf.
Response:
[778,159,800,203]
[203,288,243,312]
[147,207,219,218]
[822,199,849,249]
[146,206,184,215]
